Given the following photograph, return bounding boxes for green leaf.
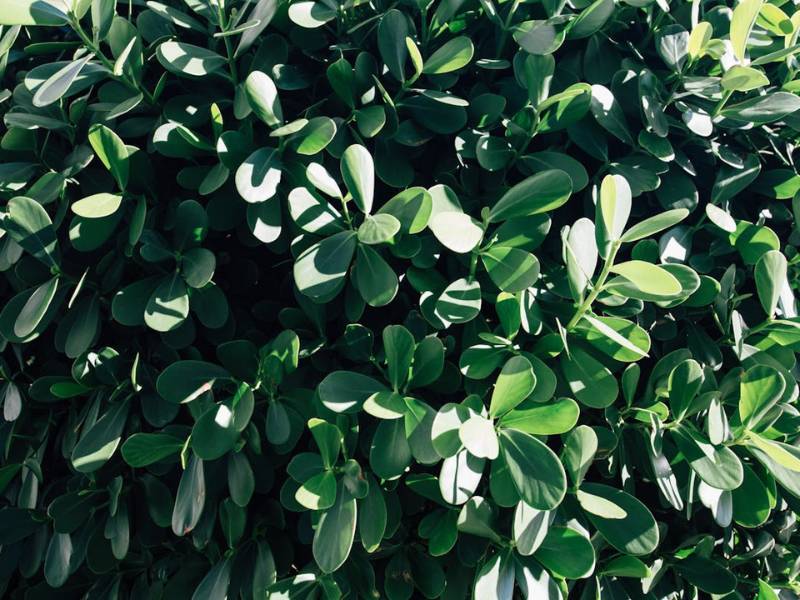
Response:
[309,418,341,468]
[71,399,130,473]
[71,192,123,219]
[561,347,619,408]
[534,526,595,579]
[32,55,93,108]
[144,274,189,332]
[755,250,787,318]
[3,196,59,267]
[244,71,283,127]
[489,355,536,418]
[576,314,650,362]
[191,558,232,600]
[156,41,226,77]
[721,65,769,91]
[590,84,633,145]
[620,208,689,242]
[610,260,682,296]
[721,92,800,124]
[513,501,550,555]
[578,483,660,555]
[429,211,484,253]
[499,429,566,510]
[739,365,785,430]
[341,144,374,215]
[14,276,58,338]
[357,214,401,245]
[435,278,482,324]
[481,247,540,292]
[235,147,282,203]
[370,418,412,479]
[756,580,780,600]
[295,470,337,510]
[318,371,387,414]
[0,0,68,25]
[294,231,356,302]
[731,463,772,527]
[292,116,336,155]
[489,170,573,222]
[121,433,184,467]
[568,0,614,38]
[538,83,592,132]
[192,400,242,460]
[596,174,631,257]
[359,476,387,552]
[667,358,703,420]
[672,554,737,595]
[747,432,800,472]
[288,1,335,28]
[730,0,763,62]
[88,124,129,190]
[353,245,398,307]
[156,360,231,404]
[423,36,474,74]
[378,9,409,81]
[172,454,206,536]
[672,425,743,490]
[459,415,499,459]
[561,425,598,487]
[499,397,579,435]
[439,449,484,505]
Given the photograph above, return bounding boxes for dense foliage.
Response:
[3,0,800,598]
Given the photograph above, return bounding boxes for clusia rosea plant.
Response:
[1,0,800,598]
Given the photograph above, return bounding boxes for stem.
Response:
[217,5,239,84]
[468,251,479,282]
[495,0,522,58]
[566,240,621,330]
[70,17,155,105]
[712,90,733,117]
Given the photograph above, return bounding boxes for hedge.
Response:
[1,0,800,598]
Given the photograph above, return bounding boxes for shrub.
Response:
[1,0,800,597]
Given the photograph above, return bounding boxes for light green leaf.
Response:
[156,41,226,77]
[71,399,130,473]
[620,208,689,242]
[429,211,484,253]
[490,355,536,418]
[739,365,785,431]
[294,231,356,302]
[499,397,579,435]
[0,0,67,25]
[489,170,573,222]
[71,193,122,219]
[244,71,283,127]
[353,245,398,307]
[578,483,659,555]
[423,36,474,74]
[730,0,763,62]
[341,144,374,214]
[755,250,787,319]
[14,276,58,338]
[596,174,631,257]
[610,260,682,295]
[481,247,540,292]
[32,55,93,108]
[88,124,129,190]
